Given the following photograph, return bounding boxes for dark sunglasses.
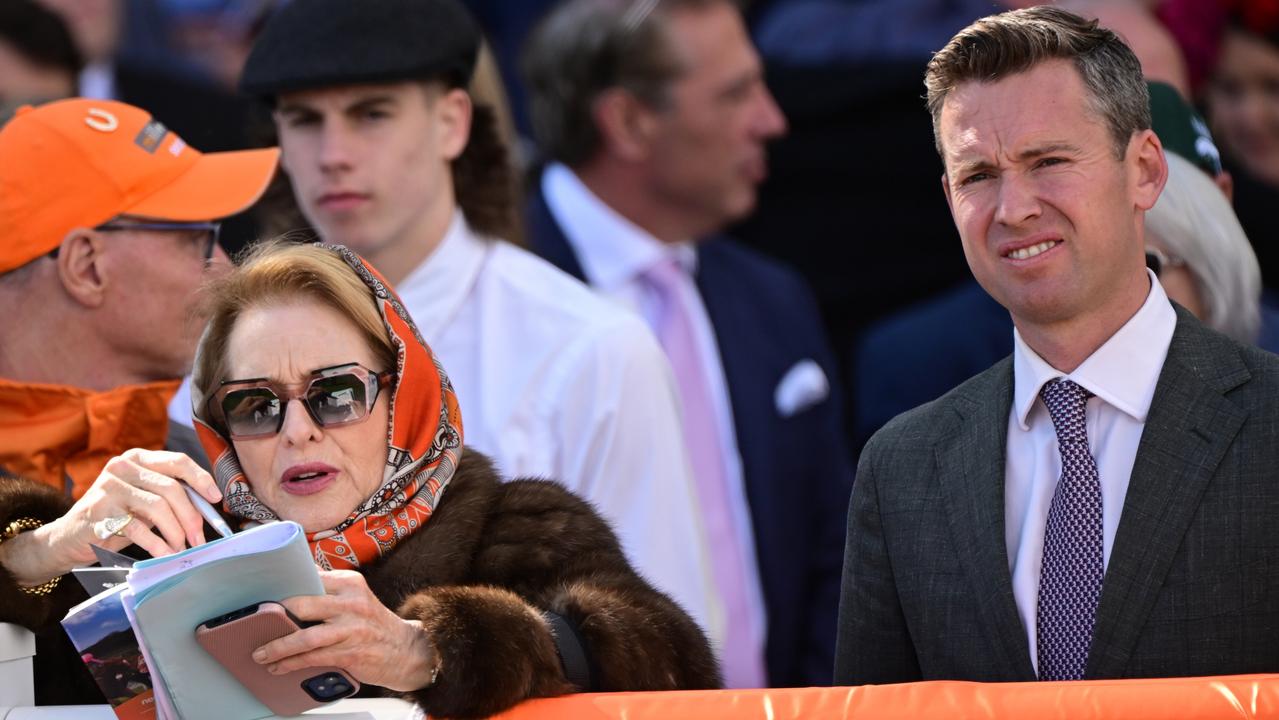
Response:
[211,363,394,439]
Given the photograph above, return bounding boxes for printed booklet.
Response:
[61,520,325,720]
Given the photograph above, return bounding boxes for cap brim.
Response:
[124,147,281,221]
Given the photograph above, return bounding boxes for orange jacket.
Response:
[0,378,179,498]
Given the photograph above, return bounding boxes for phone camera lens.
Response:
[303,672,355,701]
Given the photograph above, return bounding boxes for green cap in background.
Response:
[1148,80,1223,178]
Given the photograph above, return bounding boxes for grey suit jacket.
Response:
[834,307,1279,684]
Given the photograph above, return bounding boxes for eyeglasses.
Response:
[96,220,222,262]
[211,363,394,439]
[1144,247,1185,278]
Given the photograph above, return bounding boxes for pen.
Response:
[183,483,235,539]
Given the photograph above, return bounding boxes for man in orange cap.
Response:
[0,97,279,503]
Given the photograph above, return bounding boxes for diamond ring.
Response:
[94,513,134,540]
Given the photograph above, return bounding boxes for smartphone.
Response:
[195,601,359,716]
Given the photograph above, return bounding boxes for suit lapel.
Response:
[935,359,1038,681]
[525,181,589,283]
[694,242,775,522]
[1087,312,1249,677]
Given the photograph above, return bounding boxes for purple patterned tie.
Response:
[1036,378,1104,681]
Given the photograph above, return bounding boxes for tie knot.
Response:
[1039,379,1092,446]
[643,256,686,288]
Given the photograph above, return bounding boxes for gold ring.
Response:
[94,513,134,540]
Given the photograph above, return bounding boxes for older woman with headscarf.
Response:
[0,241,720,716]
[1143,151,1275,350]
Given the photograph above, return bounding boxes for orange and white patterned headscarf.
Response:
[192,244,463,569]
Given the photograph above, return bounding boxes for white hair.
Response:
[1145,151,1261,342]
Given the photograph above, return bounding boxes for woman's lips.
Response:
[281,472,336,496]
[281,463,339,496]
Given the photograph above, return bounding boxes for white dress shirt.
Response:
[392,211,722,643]
[1006,271,1176,672]
[172,212,723,647]
[542,163,768,674]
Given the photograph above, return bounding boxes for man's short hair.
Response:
[924,6,1150,159]
[523,0,725,168]
[0,255,41,288]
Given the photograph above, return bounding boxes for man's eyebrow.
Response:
[276,95,397,116]
[716,68,761,100]
[950,157,993,178]
[948,142,1083,177]
[1015,142,1081,160]
[275,101,316,116]
[346,95,397,113]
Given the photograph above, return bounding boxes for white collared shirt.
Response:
[542,163,768,677]
[1006,271,1177,672]
[171,211,724,648]
[393,211,722,645]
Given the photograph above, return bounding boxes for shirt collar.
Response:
[1012,269,1177,430]
[541,162,696,288]
[395,209,485,339]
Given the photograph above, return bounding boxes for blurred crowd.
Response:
[8,0,1275,439]
[3,0,1279,698]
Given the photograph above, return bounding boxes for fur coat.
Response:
[0,450,721,718]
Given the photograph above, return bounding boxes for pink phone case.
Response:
[195,602,359,716]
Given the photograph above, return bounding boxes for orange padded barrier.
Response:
[493,674,1279,719]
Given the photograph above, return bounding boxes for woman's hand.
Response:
[256,570,441,692]
[14,449,222,584]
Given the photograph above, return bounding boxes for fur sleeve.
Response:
[0,475,82,629]
[475,478,722,693]
[372,458,721,718]
[396,585,572,719]
[544,573,722,692]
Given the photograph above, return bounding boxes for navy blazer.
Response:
[527,186,855,686]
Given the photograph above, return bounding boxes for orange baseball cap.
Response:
[0,97,280,274]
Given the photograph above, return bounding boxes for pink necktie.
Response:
[643,257,766,688]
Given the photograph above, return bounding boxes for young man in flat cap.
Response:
[237,0,723,646]
[0,96,278,703]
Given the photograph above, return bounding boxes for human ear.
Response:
[940,171,955,216]
[1214,169,1234,203]
[1130,129,1168,212]
[591,88,661,163]
[54,229,108,309]
[435,88,473,162]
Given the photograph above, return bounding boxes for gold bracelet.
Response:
[1,517,63,596]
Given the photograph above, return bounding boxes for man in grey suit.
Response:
[835,6,1279,684]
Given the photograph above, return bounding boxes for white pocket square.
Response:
[774,359,829,418]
